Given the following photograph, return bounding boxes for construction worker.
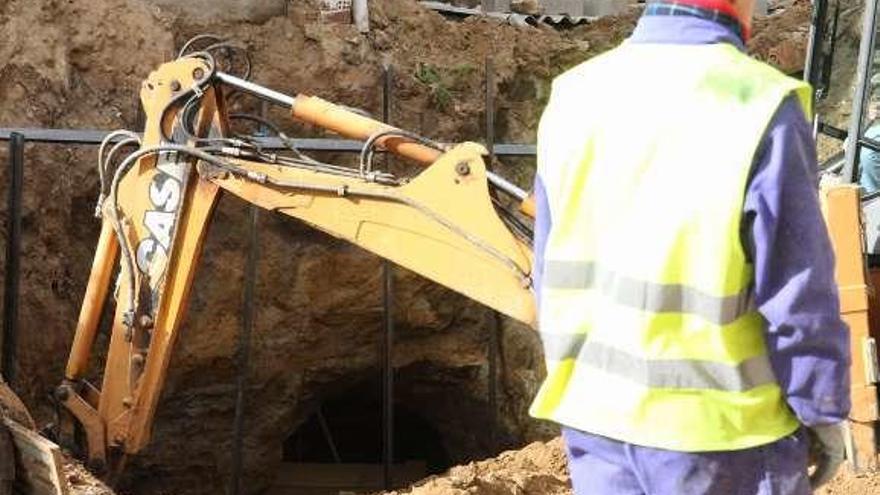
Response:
[530,0,851,493]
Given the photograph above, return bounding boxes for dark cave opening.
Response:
[283,394,450,472]
[271,378,452,493]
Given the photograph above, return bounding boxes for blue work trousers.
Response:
[562,427,811,495]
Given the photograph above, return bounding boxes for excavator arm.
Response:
[54,55,536,474]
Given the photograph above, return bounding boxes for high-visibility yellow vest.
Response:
[530,41,812,452]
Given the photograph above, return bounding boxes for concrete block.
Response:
[754,0,769,17]
[542,0,586,16]
[482,0,513,12]
[142,0,287,23]
[511,0,541,14]
[582,0,628,17]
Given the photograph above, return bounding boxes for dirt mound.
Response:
[382,437,569,495]
[63,456,114,495]
[749,0,812,74]
[380,436,880,495]
[819,470,880,495]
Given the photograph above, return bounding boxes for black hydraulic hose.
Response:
[96,131,141,215]
[158,52,217,143]
[178,34,251,81]
[359,128,444,177]
[203,41,252,81]
[228,113,316,162]
[178,34,224,58]
[107,144,225,320]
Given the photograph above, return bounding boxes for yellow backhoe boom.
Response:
[54,55,536,474]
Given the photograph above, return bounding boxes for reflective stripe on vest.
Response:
[539,335,776,392]
[529,42,810,451]
[543,260,753,325]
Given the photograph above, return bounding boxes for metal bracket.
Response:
[57,385,107,472]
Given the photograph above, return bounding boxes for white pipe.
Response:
[216,72,296,109]
[352,0,370,33]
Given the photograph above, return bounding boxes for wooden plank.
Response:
[270,462,426,490]
[4,420,69,495]
[821,185,880,470]
[850,385,879,423]
[850,421,878,473]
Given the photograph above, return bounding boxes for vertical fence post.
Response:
[843,0,880,183]
[230,105,267,494]
[381,63,396,491]
[3,133,24,387]
[484,57,500,453]
[230,205,258,495]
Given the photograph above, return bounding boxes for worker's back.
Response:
[531,41,812,451]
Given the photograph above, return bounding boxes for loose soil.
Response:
[380,437,880,495]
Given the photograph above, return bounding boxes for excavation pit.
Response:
[271,377,450,493]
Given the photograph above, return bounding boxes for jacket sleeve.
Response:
[532,176,551,305]
[744,95,851,426]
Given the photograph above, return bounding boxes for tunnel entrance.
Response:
[269,377,452,494]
